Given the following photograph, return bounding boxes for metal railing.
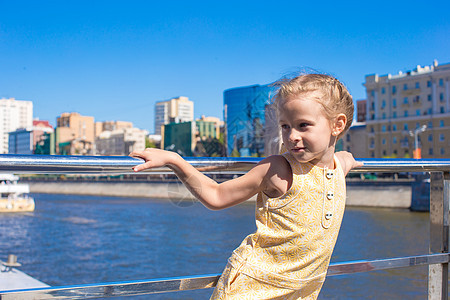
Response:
[0,154,449,300]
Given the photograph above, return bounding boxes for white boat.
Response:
[0,174,35,212]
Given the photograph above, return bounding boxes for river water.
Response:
[0,193,431,299]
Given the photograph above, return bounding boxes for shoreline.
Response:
[27,180,414,209]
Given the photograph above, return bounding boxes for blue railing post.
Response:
[428,172,449,300]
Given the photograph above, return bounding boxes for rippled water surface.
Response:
[0,193,431,299]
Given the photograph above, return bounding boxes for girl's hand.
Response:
[129,148,178,172]
[335,151,363,176]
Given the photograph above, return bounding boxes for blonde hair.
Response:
[273,73,354,139]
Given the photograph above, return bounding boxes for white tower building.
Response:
[0,98,33,154]
[154,96,194,135]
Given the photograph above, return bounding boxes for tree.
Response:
[145,137,156,148]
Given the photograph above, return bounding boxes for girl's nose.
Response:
[289,129,302,142]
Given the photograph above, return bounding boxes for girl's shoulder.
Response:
[259,155,291,174]
[258,155,293,199]
[335,151,362,176]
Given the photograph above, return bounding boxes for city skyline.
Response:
[1,1,449,133]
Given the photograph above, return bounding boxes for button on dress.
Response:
[211,152,346,300]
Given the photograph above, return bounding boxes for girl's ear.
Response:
[332,113,347,136]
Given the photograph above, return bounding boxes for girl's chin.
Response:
[290,152,311,162]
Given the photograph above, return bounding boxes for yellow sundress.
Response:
[210,152,346,300]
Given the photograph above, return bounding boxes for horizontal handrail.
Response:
[1,154,450,174]
[1,253,447,299]
[0,154,259,175]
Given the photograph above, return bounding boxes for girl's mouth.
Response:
[292,147,306,152]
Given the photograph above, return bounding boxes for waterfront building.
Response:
[263,102,281,157]
[8,120,54,155]
[196,116,223,139]
[339,99,368,158]
[95,127,147,156]
[95,120,133,137]
[0,98,33,154]
[224,84,275,157]
[161,121,196,156]
[363,60,450,158]
[8,129,33,154]
[34,132,55,155]
[154,96,194,135]
[56,112,95,155]
[195,116,225,157]
[32,120,54,150]
[356,99,367,122]
[341,122,367,158]
[161,116,224,156]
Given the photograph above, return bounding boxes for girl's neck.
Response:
[310,147,336,169]
[311,158,335,170]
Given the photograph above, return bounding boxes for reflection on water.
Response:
[324,207,429,299]
[63,216,97,224]
[0,194,431,299]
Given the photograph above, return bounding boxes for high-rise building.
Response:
[263,102,281,157]
[0,98,33,154]
[363,60,450,158]
[154,96,194,135]
[56,112,95,155]
[224,84,275,157]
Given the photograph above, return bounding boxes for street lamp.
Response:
[409,125,427,159]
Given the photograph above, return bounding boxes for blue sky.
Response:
[1,0,449,133]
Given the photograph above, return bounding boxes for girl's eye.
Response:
[299,123,309,128]
[280,124,289,129]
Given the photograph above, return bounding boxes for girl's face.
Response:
[278,95,337,168]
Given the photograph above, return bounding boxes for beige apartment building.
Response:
[56,112,95,155]
[363,61,450,158]
[196,115,223,139]
[154,96,194,135]
[95,120,133,137]
[95,127,147,156]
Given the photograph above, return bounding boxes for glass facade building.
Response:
[8,129,33,154]
[224,84,275,157]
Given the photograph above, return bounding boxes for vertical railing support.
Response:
[429,172,449,300]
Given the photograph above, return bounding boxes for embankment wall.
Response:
[28,180,413,208]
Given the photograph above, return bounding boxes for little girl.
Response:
[130,73,362,299]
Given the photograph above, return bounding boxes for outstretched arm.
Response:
[130,148,284,210]
[335,151,363,176]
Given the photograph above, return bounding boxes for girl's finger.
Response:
[129,151,144,158]
[133,161,154,172]
[133,164,144,172]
